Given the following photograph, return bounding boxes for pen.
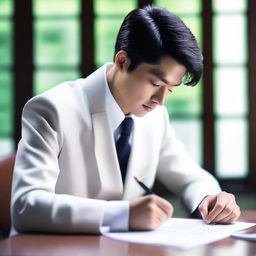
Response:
[134,176,154,195]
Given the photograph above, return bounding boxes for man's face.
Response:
[113,56,187,117]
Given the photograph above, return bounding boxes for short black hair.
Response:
[114,5,203,86]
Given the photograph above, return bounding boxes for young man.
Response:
[11,6,240,235]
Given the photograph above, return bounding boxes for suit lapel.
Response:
[81,64,123,199]
[92,112,123,199]
[123,117,150,199]
[123,115,159,200]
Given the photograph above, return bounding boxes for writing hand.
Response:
[129,195,173,231]
[198,192,241,224]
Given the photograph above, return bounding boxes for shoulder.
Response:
[25,64,107,114]
[22,79,92,131]
[34,79,86,104]
[24,79,88,113]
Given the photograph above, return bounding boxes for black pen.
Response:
[134,176,154,195]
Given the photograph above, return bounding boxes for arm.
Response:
[156,108,241,223]
[156,108,222,213]
[11,96,107,234]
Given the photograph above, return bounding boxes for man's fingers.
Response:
[210,199,235,223]
[154,203,171,224]
[205,195,230,223]
[145,195,173,229]
[154,195,173,219]
[198,192,241,224]
[212,204,241,224]
[209,202,233,223]
[198,196,212,220]
[129,195,173,231]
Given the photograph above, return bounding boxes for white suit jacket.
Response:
[11,64,221,234]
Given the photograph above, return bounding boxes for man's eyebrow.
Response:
[149,70,181,86]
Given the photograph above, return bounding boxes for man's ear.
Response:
[114,50,130,72]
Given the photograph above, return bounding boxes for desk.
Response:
[0,210,255,256]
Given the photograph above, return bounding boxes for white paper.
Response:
[232,232,256,241]
[103,218,255,249]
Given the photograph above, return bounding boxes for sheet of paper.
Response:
[232,232,256,241]
[103,218,255,250]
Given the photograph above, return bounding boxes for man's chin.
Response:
[132,110,148,117]
[131,105,156,117]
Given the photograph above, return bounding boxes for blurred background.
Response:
[0,0,256,212]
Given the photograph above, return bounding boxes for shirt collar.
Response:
[104,63,126,133]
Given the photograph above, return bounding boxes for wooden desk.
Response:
[0,211,255,256]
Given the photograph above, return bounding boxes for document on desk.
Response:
[103,218,255,250]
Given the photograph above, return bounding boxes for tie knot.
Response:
[120,117,133,136]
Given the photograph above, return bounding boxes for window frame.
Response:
[10,0,256,192]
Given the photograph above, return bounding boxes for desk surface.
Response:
[0,211,255,256]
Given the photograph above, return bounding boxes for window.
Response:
[213,0,248,178]
[3,0,256,192]
[94,0,136,67]
[33,0,81,95]
[0,0,14,155]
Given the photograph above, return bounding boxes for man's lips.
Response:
[142,104,155,112]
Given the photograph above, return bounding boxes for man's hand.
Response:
[198,192,241,224]
[129,195,173,231]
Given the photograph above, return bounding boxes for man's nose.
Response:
[152,87,168,105]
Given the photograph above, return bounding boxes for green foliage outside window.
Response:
[0,0,13,154]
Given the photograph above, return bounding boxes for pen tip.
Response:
[134,176,141,182]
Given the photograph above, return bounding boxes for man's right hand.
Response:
[129,195,173,231]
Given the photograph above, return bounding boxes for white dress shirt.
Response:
[102,63,132,232]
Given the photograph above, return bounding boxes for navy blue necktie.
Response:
[116,117,134,183]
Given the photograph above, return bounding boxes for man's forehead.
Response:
[148,69,169,84]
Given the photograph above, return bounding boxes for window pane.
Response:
[0,21,12,66]
[213,14,247,64]
[34,70,80,95]
[165,82,202,116]
[214,67,247,116]
[0,138,14,155]
[94,18,123,66]
[0,71,13,135]
[33,0,80,16]
[213,0,247,12]
[34,19,80,66]
[171,119,202,165]
[95,0,136,15]
[0,0,13,16]
[155,0,202,14]
[215,119,248,178]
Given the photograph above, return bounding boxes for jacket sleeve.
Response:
[156,108,221,213]
[11,95,107,234]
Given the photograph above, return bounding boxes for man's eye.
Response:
[151,82,160,87]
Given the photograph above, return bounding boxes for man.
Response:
[11,6,240,235]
